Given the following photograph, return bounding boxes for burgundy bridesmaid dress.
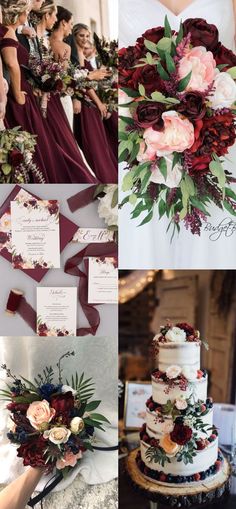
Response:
[73,62,117,184]
[104,110,118,159]
[0,26,96,183]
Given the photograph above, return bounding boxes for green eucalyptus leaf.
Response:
[138,83,146,96]
[177,71,192,92]
[156,62,170,81]
[157,37,172,53]
[164,15,172,38]
[144,39,159,54]
[227,66,236,79]
[209,160,226,188]
[138,209,153,226]
[165,52,176,74]
[159,157,167,181]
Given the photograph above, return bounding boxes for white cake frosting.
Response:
[155,342,201,371]
[140,438,218,476]
[146,407,213,440]
[151,374,208,405]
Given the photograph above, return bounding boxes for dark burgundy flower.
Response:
[177,92,206,120]
[48,201,59,215]
[190,112,236,157]
[137,27,165,48]
[131,65,163,95]
[9,149,24,167]
[28,200,37,207]
[38,323,48,334]
[0,231,9,244]
[214,43,236,68]
[13,254,23,264]
[170,423,192,445]
[183,18,219,52]
[133,102,164,130]
[7,402,29,414]
[119,45,144,88]
[50,392,75,417]
[17,436,48,467]
[55,79,64,92]
[176,323,195,336]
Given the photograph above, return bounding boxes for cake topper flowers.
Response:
[119,16,236,238]
[0,352,109,477]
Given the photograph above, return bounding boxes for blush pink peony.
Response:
[143,111,195,156]
[137,140,156,162]
[56,450,83,469]
[178,46,216,92]
[26,400,56,430]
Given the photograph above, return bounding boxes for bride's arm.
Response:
[0,468,44,509]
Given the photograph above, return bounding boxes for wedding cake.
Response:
[136,322,223,486]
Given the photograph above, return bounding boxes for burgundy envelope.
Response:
[0,185,78,282]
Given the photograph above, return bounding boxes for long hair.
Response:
[73,23,89,38]
[1,0,30,25]
[52,5,72,31]
[32,0,56,23]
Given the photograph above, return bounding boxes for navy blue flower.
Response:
[10,386,21,395]
[39,383,62,401]
[70,408,81,418]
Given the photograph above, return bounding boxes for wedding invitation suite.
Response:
[73,227,114,244]
[37,287,77,336]
[88,257,118,304]
[11,199,60,269]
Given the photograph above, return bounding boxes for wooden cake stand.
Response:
[125,448,231,508]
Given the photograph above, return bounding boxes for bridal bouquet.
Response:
[61,65,99,100]
[0,352,109,476]
[0,126,45,183]
[23,47,65,117]
[119,17,236,236]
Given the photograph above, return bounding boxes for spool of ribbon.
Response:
[5,289,36,331]
[67,185,98,213]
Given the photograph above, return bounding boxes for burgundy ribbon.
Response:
[64,241,118,336]
[67,185,98,213]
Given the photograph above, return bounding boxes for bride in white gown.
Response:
[119,0,236,269]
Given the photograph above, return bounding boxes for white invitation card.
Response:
[37,287,77,336]
[88,257,118,304]
[11,198,60,269]
[73,227,114,244]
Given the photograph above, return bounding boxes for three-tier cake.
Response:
[136,322,223,486]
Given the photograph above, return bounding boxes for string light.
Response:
[119,270,158,303]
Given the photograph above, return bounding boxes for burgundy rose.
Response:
[0,231,9,244]
[177,92,206,120]
[55,79,64,92]
[131,65,163,95]
[38,323,48,334]
[214,44,236,68]
[170,423,192,445]
[48,202,59,215]
[190,112,236,157]
[9,149,24,168]
[50,392,75,416]
[176,323,195,336]
[119,45,144,88]
[17,436,48,467]
[137,27,165,48]
[183,18,219,52]
[188,154,212,174]
[134,102,164,130]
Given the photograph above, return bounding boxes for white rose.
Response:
[43,426,71,445]
[119,89,132,118]
[209,72,236,109]
[175,396,188,410]
[165,327,186,343]
[166,365,182,379]
[70,417,84,434]
[182,366,198,381]
[98,186,118,227]
[150,155,182,189]
[61,385,77,396]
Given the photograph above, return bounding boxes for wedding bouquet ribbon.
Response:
[27,473,63,508]
[64,241,118,336]
[67,185,98,213]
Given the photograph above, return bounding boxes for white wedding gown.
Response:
[119,0,236,269]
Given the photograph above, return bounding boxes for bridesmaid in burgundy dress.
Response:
[0,0,95,183]
[83,39,118,161]
[73,24,118,184]
[34,1,96,183]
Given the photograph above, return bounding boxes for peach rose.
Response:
[143,111,194,156]
[159,434,180,456]
[178,46,216,92]
[26,400,56,430]
[56,450,83,470]
[137,140,156,162]
[43,426,71,445]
